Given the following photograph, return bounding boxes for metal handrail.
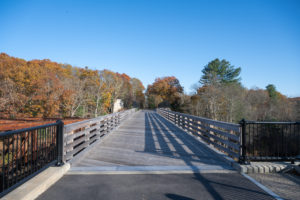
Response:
[0,122,59,137]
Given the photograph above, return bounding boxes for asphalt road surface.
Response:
[37,173,274,200]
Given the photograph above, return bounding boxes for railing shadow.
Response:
[165,194,195,200]
[144,112,226,165]
[144,111,224,199]
[144,111,273,200]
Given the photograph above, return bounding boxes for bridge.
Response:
[1,109,299,199]
[68,110,233,171]
[37,110,275,200]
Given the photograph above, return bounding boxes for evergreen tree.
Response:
[266,84,278,100]
[200,59,241,85]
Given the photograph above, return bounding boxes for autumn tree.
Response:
[117,73,133,109]
[1,53,297,121]
[0,53,28,118]
[0,53,145,118]
[131,78,145,108]
[146,76,183,110]
[24,59,66,117]
[99,70,121,113]
[79,67,104,117]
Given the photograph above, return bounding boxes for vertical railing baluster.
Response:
[43,128,45,165]
[2,137,5,192]
[56,120,64,166]
[50,126,53,162]
[20,133,24,179]
[49,127,51,163]
[31,131,33,174]
[38,129,41,170]
[16,134,19,184]
[36,130,39,172]
[45,128,47,164]
[7,137,9,188]
[11,135,14,188]
[239,119,246,164]
[25,132,28,176]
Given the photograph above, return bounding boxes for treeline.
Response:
[146,59,300,122]
[0,53,145,118]
[1,53,299,122]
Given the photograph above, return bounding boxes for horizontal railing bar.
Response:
[0,122,58,137]
[192,129,239,159]
[246,156,297,161]
[62,108,136,162]
[174,111,240,129]
[196,125,240,142]
[244,121,299,124]
[160,109,240,132]
[192,127,240,150]
[157,108,241,160]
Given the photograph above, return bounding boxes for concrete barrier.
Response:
[3,163,70,200]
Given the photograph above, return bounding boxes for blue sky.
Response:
[0,0,299,97]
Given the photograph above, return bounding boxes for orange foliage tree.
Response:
[0,53,145,118]
[146,76,183,110]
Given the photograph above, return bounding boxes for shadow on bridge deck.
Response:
[71,110,230,169]
[37,110,275,200]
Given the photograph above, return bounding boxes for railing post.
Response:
[239,119,249,164]
[56,120,64,166]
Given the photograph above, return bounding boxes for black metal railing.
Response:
[239,120,300,163]
[0,120,64,197]
[158,109,300,164]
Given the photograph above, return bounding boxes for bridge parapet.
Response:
[157,108,300,164]
[157,108,241,161]
[63,109,136,162]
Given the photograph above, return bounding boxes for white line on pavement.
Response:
[241,173,283,200]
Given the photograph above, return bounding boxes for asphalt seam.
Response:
[67,170,236,175]
[68,165,236,175]
[69,165,234,171]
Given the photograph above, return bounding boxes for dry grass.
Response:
[0,118,86,132]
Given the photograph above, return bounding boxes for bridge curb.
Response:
[2,163,70,200]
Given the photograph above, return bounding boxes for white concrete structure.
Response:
[113,99,124,113]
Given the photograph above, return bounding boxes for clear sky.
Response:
[0,0,299,97]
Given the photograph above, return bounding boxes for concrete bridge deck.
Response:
[37,110,275,200]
